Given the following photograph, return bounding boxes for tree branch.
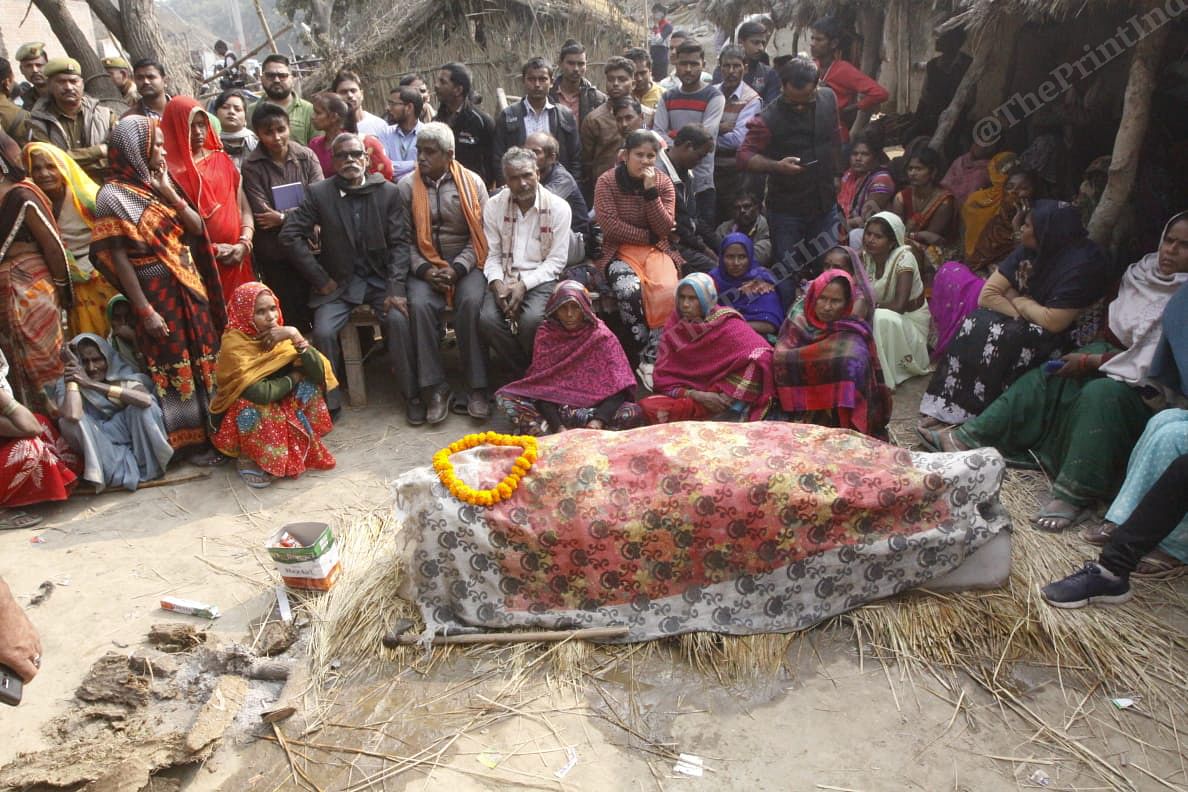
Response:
[85,0,125,42]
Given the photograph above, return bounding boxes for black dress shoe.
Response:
[406,398,427,426]
[426,388,452,424]
[467,390,490,420]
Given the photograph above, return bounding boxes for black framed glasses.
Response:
[333,149,367,160]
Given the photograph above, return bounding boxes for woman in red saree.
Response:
[162,96,255,303]
[891,146,956,272]
[90,116,226,458]
[0,349,78,529]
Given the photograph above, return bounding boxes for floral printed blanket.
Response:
[393,422,1009,642]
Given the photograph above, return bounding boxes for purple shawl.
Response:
[711,232,784,327]
[497,281,636,407]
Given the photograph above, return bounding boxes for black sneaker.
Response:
[406,398,427,426]
[1040,562,1132,609]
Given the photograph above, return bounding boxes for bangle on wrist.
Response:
[66,381,80,393]
[108,385,123,400]
[1,399,18,417]
[133,303,155,319]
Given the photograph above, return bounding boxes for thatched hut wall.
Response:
[342,0,641,116]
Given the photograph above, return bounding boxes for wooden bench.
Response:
[338,305,384,408]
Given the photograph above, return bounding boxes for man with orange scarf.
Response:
[394,122,490,426]
[279,133,407,415]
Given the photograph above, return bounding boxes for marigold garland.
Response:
[433,432,538,507]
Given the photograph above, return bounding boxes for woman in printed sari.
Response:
[924,213,1188,533]
[0,131,70,413]
[710,232,783,337]
[162,96,255,302]
[860,212,932,388]
[23,142,121,336]
[211,282,336,488]
[594,130,681,380]
[496,281,643,435]
[774,269,891,437]
[640,273,773,423]
[0,349,78,530]
[1082,286,1188,576]
[837,132,895,247]
[90,116,226,460]
[54,333,172,492]
[919,200,1108,427]
[308,92,393,181]
[891,146,956,272]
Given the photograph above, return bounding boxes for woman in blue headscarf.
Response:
[709,232,783,337]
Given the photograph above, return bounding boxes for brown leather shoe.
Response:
[426,388,452,425]
[467,390,490,420]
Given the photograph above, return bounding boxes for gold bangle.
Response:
[108,385,123,400]
[66,381,80,392]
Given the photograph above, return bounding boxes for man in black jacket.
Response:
[493,58,581,185]
[279,132,408,412]
[435,62,496,188]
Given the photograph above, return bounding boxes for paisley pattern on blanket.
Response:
[393,422,1009,642]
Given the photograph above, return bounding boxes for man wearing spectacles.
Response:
[249,54,315,145]
[279,132,408,414]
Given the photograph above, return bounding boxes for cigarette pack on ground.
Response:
[266,521,341,592]
[160,596,221,619]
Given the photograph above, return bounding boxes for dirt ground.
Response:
[1,367,1185,791]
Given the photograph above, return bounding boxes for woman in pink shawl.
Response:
[495,281,643,435]
[640,273,775,423]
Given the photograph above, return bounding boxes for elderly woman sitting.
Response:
[55,333,172,492]
[495,281,643,435]
[640,273,774,423]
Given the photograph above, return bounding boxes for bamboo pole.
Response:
[251,0,279,54]
[391,626,630,645]
[1088,5,1168,247]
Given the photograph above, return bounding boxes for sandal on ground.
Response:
[189,447,229,467]
[0,509,43,530]
[236,461,273,489]
[917,416,948,431]
[1081,521,1117,546]
[1133,549,1187,579]
[916,426,969,453]
[1032,499,1090,533]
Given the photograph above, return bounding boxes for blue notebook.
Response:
[271,182,305,212]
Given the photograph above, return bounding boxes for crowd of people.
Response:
[0,14,1185,623]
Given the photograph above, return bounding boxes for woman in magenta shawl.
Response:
[640,273,775,423]
[710,232,784,336]
[495,281,643,435]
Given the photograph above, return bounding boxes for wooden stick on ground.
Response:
[391,626,629,646]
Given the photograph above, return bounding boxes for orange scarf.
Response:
[615,243,677,329]
[412,161,488,269]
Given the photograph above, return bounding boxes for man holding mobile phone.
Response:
[0,576,41,690]
[738,56,842,307]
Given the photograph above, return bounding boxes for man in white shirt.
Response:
[478,147,572,376]
[333,69,387,138]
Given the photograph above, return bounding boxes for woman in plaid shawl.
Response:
[774,269,891,438]
[89,116,227,459]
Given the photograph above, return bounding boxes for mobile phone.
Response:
[0,664,23,706]
[798,159,819,168]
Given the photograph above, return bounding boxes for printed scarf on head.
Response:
[211,282,337,414]
[21,142,99,226]
[95,115,163,225]
[497,281,637,407]
[498,184,553,284]
[412,161,488,271]
[962,151,1017,259]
